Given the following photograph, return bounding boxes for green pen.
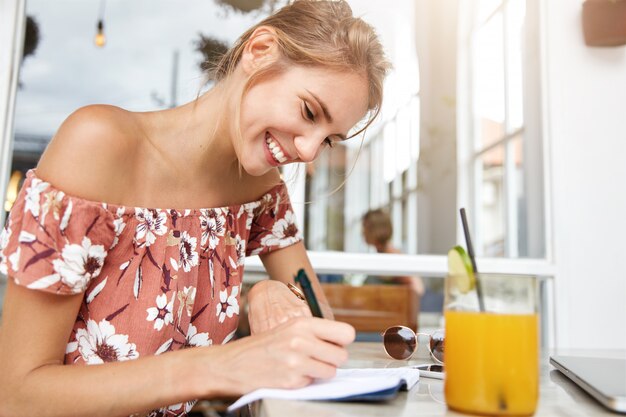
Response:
[295,268,324,318]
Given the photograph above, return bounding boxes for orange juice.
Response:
[444,310,539,416]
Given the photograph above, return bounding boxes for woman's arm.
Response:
[0,279,200,416]
[248,241,334,334]
[0,279,353,417]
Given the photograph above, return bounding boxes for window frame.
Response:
[0,0,26,226]
[471,1,520,258]
[462,0,547,260]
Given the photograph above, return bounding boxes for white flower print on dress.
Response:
[260,193,273,208]
[134,208,167,247]
[237,205,255,231]
[273,191,282,213]
[0,255,6,276]
[146,293,175,331]
[76,319,138,364]
[259,210,301,248]
[18,231,36,243]
[178,231,199,273]
[199,209,225,249]
[0,222,12,275]
[51,236,107,292]
[40,189,64,225]
[233,234,246,266]
[24,178,49,217]
[59,200,72,232]
[165,401,196,415]
[8,247,20,273]
[216,285,239,323]
[177,286,196,320]
[184,323,212,348]
[0,222,11,251]
[111,207,127,249]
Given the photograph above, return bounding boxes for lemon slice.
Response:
[447,245,476,293]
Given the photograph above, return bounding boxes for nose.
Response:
[293,134,325,163]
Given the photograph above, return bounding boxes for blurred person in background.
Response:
[362,209,425,297]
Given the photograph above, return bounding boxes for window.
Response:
[458,0,545,259]
[2,1,549,277]
[304,0,425,256]
[1,0,553,340]
[2,0,272,213]
[302,0,546,261]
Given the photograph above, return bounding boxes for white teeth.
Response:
[265,134,288,163]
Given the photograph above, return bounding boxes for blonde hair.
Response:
[210,0,391,142]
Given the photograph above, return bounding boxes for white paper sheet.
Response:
[227,367,420,411]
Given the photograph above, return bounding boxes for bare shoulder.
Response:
[36,105,140,200]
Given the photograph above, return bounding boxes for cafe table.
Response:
[234,342,625,417]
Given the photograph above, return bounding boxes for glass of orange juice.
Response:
[444,264,539,416]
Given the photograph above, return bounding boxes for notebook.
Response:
[227,367,420,412]
[550,355,626,413]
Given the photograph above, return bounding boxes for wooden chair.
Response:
[320,283,419,332]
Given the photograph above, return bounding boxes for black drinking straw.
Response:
[460,208,485,312]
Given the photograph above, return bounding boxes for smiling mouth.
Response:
[265,132,288,164]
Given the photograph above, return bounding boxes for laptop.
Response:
[550,355,626,413]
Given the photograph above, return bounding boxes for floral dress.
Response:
[0,170,303,416]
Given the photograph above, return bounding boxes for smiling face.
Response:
[235,64,370,177]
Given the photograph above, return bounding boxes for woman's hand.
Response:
[247,280,312,334]
[196,317,356,397]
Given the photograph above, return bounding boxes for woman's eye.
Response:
[324,137,335,148]
[304,102,315,121]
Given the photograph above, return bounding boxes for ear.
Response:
[240,26,280,75]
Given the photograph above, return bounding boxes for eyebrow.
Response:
[305,89,347,141]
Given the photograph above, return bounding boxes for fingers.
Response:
[276,318,354,369]
[307,317,356,346]
[209,318,353,395]
[294,355,340,380]
[309,339,349,368]
[274,316,355,347]
[287,331,349,368]
[268,320,350,381]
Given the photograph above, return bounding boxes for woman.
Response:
[0,1,389,416]
[362,209,425,296]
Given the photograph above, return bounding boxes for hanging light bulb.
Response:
[94,19,106,47]
[94,0,107,48]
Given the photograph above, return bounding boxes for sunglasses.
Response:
[382,326,444,363]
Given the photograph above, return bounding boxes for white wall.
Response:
[545,0,626,349]
[414,0,458,255]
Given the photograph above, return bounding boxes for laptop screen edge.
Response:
[550,356,626,414]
